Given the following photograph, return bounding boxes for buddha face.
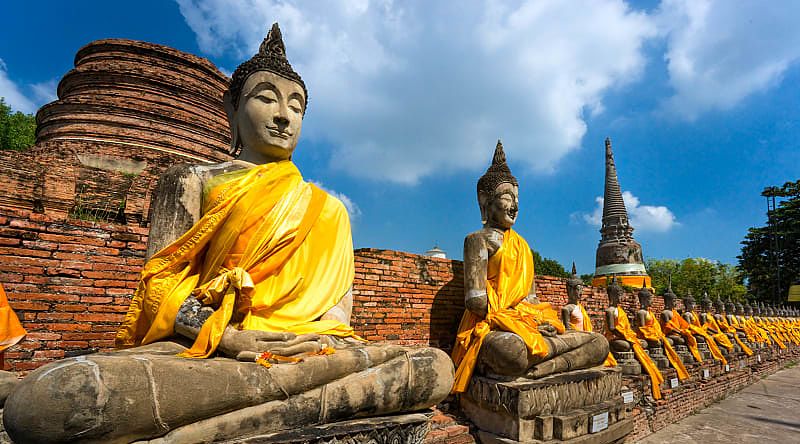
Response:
[663,295,675,310]
[483,182,519,229]
[234,71,305,162]
[567,281,583,303]
[684,299,695,311]
[638,291,652,309]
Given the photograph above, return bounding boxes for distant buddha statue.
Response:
[683,291,728,366]
[450,141,608,393]
[603,277,664,398]
[4,24,453,443]
[561,264,617,366]
[660,282,703,363]
[634,282,689,379]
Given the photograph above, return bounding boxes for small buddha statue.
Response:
[660,281,686,347]
[451,141,608,393]
[4,24,453,443]
[561,263,589,331]
[635,283,689,377]
[603,277,665,398]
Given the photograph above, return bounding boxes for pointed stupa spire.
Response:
[592,138,649,288]
[602,138,631,229]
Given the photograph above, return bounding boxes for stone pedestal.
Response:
[612,351,641,376]
[461,367,632,444]
[645,348,670,370]
[215,412,432,444]
[673,345,693,365]
[696,342,712,361]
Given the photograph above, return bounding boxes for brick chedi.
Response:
[0,39,233,223]
[591,138,651,288]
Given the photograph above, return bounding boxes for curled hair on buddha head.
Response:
[227,23,307,111]
[663,275,676,304]
[637,278,652,304]
[683,289,695,307]
[477,140,518,221]
[607,275,623,303]
[566,262,583,300]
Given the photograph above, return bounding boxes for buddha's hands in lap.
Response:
[538,323,558,337]
[219,329,325,361]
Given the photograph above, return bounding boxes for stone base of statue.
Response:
[611,351,641,376]
[673,345,693,365]
[645,348,670,370]
[204,412,433,444]
[696,342,713,361]
[461,367,632,444]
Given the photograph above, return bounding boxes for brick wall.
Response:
[0,210,668,372]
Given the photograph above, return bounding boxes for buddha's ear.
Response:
[478,191,489,224]
[223,90,239,155]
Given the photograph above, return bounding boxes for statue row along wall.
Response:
[2,205,799,444]
[2,205,635,373]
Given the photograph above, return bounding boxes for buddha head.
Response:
[566,262,583,304]
[477,140,519,230]
[725,298,736,315]
[714,297,725,314]
[607,275,623,306]
[701,292,713,311]
[735,302,744,315]
[744,303,753,316]
[663,284,677,310]
[224,23,307,162]
[683,290,695,312]
[637,280,652,309]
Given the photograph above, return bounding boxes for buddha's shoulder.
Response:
[159,160,250,185]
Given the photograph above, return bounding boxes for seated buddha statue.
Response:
[634,283,689,379]
[659,281,686,347]
[603,277,664,399]
[3,24,453,444]
[450,141,608,393]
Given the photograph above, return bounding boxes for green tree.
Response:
[0,97,36,151]
[646,257,747,301]
[739,180,800,303]
[531,249,569,278]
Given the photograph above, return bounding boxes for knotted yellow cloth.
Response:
[702,313,734,351]
[687,312,728,366]
[638,310,689,381]
[0,284,26,353]
[570,304,617,367]
[662,309,703,363]
[606,306,664,399]
[116,161,357,357]
[757,318,786,349]
[717,316,753,356]
[451,229,563,394]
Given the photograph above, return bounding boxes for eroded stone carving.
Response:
[3,24,452,444]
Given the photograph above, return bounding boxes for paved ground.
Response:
[637,365,800,443]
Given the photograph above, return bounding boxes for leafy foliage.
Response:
[646,257,747,301]
[0,97,36,151]
[738,180,800,302]
[531,249,569,278]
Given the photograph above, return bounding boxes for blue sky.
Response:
[1,1,798,276]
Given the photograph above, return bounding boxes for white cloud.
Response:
[176,0,656,184]
[656,0,800,119]
[30,79,58,105]
[582,191,677,233]
[308,180,362,220]
[0,59,36,114]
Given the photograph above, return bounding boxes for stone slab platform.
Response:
[230,412,432,444]
[477,417,632,444]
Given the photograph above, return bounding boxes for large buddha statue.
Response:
[4,24,453,443]
[451,141,608,393]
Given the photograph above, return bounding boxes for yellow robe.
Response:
[661,309,703,363]
[702,313,734,351]
[606,306,664,400]
[717,316,753,356]
[638,310,689,381]
[116,161,356,357]
[451,229,563,394]
[0,284,26,353]
[570,304,617,367]
[687,312,728,366]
